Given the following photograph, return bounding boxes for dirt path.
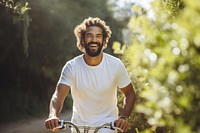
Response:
[0,111,72,133]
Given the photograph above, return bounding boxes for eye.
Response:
[86,34,93,39]
[96,35,102,39]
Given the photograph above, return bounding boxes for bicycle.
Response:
[56,119,123,133]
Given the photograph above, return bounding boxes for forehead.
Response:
[85,26,103,35]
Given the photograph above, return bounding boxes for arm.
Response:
[49,83,70,117]
[116,83,136,132]
[45,83,70,132]
[120,83,136,118]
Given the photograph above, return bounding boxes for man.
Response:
[45,17,136,133]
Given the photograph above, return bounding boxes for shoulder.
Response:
[103,53,127,73]
[104,53,121,62]
[103,53,123,65]
[66,54,83,65]
[63,54,83,69]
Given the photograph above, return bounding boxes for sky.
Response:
[117,0,154,9]
[111,0,155,20]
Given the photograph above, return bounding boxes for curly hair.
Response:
[74,17,112,52]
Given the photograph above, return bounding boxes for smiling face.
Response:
[83,26,104,57]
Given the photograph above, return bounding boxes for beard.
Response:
[84,42,103,57]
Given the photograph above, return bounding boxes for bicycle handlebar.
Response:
[56,120,122,133]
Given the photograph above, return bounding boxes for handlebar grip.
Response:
[57,120,65,129]
[110,121,116,130]
[112,120,123,132]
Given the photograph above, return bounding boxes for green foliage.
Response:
[114,0,200,132]
[0,0,31,16]
[0,0,31,56]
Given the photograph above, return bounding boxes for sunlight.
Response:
[149,53,157,61]
[128,0,154,9]
[172,47,180,55]
[111,0,155,19]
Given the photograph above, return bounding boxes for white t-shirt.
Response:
[58,53,131,126]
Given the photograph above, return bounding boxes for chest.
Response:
[73,65,117,94]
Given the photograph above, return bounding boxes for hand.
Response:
[44,116,60,132]
[115,117,130,132]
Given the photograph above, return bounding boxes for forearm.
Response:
[48,84,70,118]
[45,84,70,131]
[116,86,136,132]
[48,94,64,118]
[121,89,136,118]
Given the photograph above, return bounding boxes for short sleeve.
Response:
[58,62,73,86]
[116,60,131,88]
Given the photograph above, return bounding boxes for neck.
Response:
[83,52,103,66]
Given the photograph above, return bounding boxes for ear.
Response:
[103,38,106,46]
[81,39,85,46]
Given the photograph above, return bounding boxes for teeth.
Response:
[90,44,97,47]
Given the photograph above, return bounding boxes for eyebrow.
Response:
[86,33,102,36]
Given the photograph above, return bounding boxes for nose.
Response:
[92,36,97,42]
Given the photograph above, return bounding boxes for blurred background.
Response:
[0,0,199,133]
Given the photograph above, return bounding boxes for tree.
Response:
[0,0,31,56]
[114,0,200,132]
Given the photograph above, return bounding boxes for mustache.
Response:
[87,42,100,45]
